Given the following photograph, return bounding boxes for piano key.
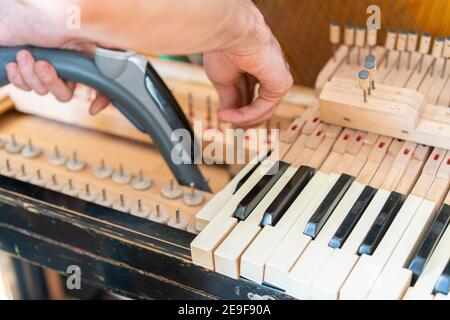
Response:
[341,195,423,300]
[264,173,340,289]
[261,166,315,227]
[404,221,450,300]
[304,174,355,238]
[233,150,271,194]
[434,293,450,300]
[309,189,391,299]
[337,146,430,299]
[408,203,450,283]
[284,182,367,299]
[240,172,329,283]
[358,191,405,256]
[329,185,377,249]
[214,165,301,278]
[191,148,290,269]
[233,161,290,221]
[367,170,450,300]
[195,150,276,230]
[434,259,449,295]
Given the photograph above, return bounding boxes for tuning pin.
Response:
[21,138,42,159]
[62,178,80,197]
[396,31,408,70]
[188,92,194,122]
[206,96,212,129]
[1,158,16,177]
[94,159,113,179]
[149,203,169,224]
[130,198,151,219]
[364,60,376,94]
[95,188,115,207]
[183,182,205,206]
[355,26,366,66]
[366,27,378,54]
[46,174,65,191]
[430,36,444,77]
[406,31,418,70]
[79,183,97,202]
[131,169,152,191]
[5,134,23,154]
[344,24,355,64]
[384,29,397,68]
[167,208,188,230]
[66,151,86,172]
[418,33,432,73]
[329,22,341,61]
[112,192,132,212]
[16,164,33,182]
[358,70,370,103]
[442,36,450,79]
[48,145,67,166]
[31,168,48,186]
[112,163,132,185]
[160,178,182,199]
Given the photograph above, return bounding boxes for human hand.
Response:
[203,7,293,128]
[0,0,109,114]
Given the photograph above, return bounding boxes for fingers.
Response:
[89,92,110,115]
[6,63,31,91]
[35,61,74,102]
[15,50,48,95]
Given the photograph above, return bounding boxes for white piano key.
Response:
[367,199,438,299]
[403,221,450,300]
[434,293,450,300]
[339,195,423,299]
[191,157,280,269]
[310,188,391,299]
[264,173,340,289]
[283,182,366,299]
[214,166,298,278]
[240,172,328,283]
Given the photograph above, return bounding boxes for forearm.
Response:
[26,0,270,55]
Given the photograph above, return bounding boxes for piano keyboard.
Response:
[190,111,450,300]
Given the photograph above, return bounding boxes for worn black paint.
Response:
[408,203,450,284]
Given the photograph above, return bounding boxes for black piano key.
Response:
[434,259,450,295]
[260,166,315,227]
[233,161,290,221]
[358,191,404,256]
[329,185,377,249]
[408,203,450,283]
[233,150,272,194]
[304,174,355,239]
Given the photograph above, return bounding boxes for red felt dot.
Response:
[313,117,319,123]
[403,148,410,155]
[291,125,299,131]
[447,158,450,165]
[378,142,385,148]
[316,130,324,136]
[434,154,441,161]
[343,134,350,140]
[356,135,363,142]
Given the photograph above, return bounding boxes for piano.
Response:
[191,25,450,300]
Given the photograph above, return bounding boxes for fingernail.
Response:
[17,51,29,65]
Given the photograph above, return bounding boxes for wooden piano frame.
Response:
[0,174,292,300]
